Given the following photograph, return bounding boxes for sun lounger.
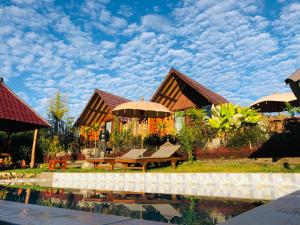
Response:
[115,144,183,172]
[86,148,147,170]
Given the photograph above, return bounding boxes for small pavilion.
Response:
[0,77,50,167]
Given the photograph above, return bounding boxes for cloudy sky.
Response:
[1,0,300,118]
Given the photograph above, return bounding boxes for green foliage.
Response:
[178,126,194,161]
[177,108,216,161]
[0,132,8,151]
[226,126,268,149]
[47,136,64,154]
[44,93,79,156]
[110,119,142,151]
[285,102,300,117]
[186,107,207,125]
[209,103,261,134]
[3,156,12,166]
[48,92,69,121]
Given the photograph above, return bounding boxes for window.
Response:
[174,112,184,132]
[105,121,112,133]
[203,105,212,117]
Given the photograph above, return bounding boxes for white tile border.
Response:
[48,172,300,200]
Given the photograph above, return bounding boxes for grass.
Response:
[1,159,300,175]
[152,160,300,173]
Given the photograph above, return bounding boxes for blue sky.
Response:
[0,0,300,118]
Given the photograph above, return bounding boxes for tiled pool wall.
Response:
[44,172,300,200]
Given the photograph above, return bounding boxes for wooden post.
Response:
[30,129,38,168]
[25,188,31,204]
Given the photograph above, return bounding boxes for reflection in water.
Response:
[0,186,266,225]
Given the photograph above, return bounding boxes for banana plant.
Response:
[209,103,260,134]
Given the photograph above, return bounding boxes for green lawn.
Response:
[153,160,300,173]
[2,159,300,176]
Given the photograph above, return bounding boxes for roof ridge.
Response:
[151,68,228,105]
[95,88,131,102]
[171,68,228,104]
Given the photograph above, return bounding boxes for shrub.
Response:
[226,126,268,149]
[178,126,195,161]
[110,124,142,152]
[176,108,218,160]
[48,135,64,154]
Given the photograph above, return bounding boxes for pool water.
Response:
[0,185,266,225]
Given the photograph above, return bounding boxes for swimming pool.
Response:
[0,185,266,225]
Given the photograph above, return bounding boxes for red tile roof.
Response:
[95,89,130,110]
[0,79,49,132]
[151,68,228,105]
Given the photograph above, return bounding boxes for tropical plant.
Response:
[285,102,300,117]
[209,103,261,135]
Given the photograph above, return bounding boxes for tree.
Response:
[45,92,79,154]
[48,92,69,136]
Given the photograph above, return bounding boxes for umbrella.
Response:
[250,92,299,112]
[112,101,171,148]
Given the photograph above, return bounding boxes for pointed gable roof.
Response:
[74,89,130,127]
[285,68,300,84]
[151,68,228,110]
[285,68,300,103]
[0,78,50,132]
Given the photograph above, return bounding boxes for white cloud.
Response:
[117,5,133,17]
[1,0,300,118]
[142,14,174,32]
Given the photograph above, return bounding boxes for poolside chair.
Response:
[115,144,183,172]
[86,148,147,170]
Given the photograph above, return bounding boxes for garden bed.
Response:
[194,147,259,159]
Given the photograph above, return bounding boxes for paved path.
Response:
[0,200,169,225]
[221,190,300,225]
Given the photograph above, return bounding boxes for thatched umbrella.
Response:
[112,101,171,148]
[250,92,299,112]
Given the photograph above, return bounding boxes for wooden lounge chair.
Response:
[86,148,147,170]
[115,144,182,172]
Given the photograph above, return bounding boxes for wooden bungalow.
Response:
[74,89,130,141]
[0,77,50,167]
[149,68,228,134]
